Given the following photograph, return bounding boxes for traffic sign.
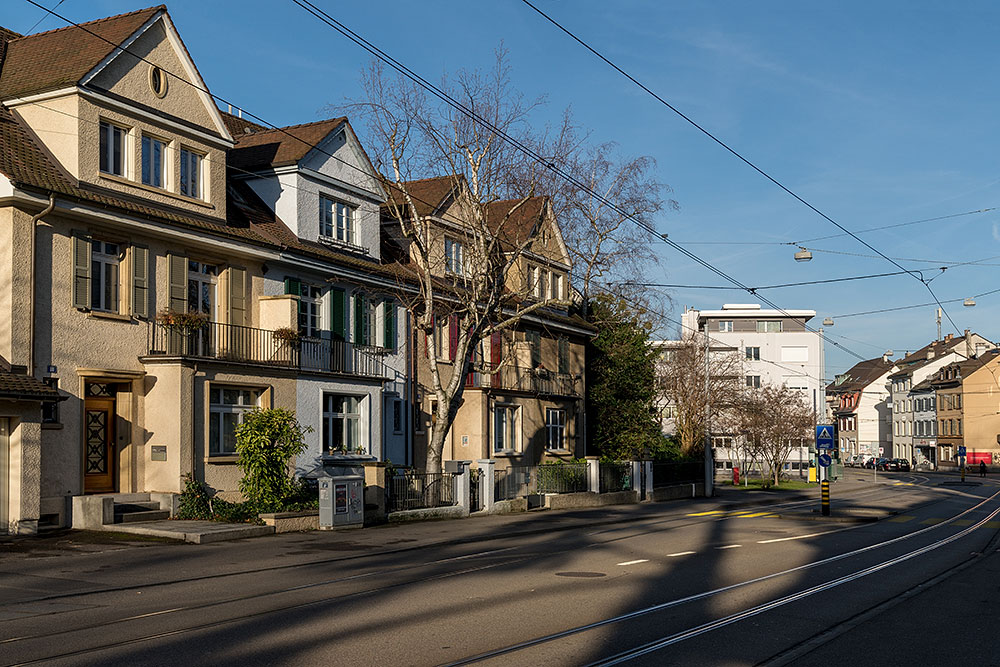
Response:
[818,453,832,467]
[958,445,967,457]
[879,447,884,455]
[816,425,835,450]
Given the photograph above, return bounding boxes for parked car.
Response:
[862,456,878,469]
[886,458,911,472]
[874,457,894,471]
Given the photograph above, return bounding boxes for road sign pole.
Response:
[821,480,830,516]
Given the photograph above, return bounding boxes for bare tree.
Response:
[733,383,815,487]
[656,337,742,458]
[352,53,572,473]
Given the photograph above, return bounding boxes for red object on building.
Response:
[967,452,993,465]
[733,467,740,485]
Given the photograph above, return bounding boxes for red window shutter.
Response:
[449,314,459,361]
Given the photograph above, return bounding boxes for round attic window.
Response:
[148,65,167,98]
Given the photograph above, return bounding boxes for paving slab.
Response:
[86,520,274,544]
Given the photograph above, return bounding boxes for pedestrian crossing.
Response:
[687,509,779,519]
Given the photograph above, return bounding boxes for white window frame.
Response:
[493,403,520,454]
[320,195,355,244]
[757,320,782,333]
[99,120,128,177]
[719,320,733,332]
[298,283,323,338]
[745,375,761,389]
[546,408,566,450]
[187,261,218,317]
[209,385,260,455]
[549,272,562,301]
[444,237,465,276]
[745,346,760,361]
[91,241,121,313]
[179,147,203,199]
[141,134,166,188]
[322,394,364,453]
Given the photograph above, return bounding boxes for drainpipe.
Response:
[28,193,56,377]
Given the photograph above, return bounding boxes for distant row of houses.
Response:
[0,7,592,533]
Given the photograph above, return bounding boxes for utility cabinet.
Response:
[319,474,364,529]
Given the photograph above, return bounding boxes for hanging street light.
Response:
[793,246,813,262]
[964,297,976,307]
[823,317,834,326]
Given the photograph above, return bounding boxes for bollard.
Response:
[821,480,830,516]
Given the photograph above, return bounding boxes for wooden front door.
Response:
[84,398,116,493]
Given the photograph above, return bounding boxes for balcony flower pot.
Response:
[157,308,209,333]
[273,327,302,350]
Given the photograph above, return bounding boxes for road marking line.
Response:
[953,519,974,526]
[988,521,1000,529]
[687,510,726,516]
[921,518,943,525]
[887,515,915,522]
[757,526,859,543]
[736,512,773,518]
[617,559,649,566]
[666,551,695,557]
[717,544,742,550]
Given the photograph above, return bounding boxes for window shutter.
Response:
[228,266,247,326]
[383,299,396,350]
[449,314,459,361]
[131,245,149,319]
[558,337,569,374]
[490,332,502,388]
[167,253,187,312]
[529,331,541,368]
[284,277,301,296]
[354,294,364,344]
[72,232,92,309]
[329,288,346,341]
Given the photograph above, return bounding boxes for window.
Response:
[546,408,566,450]
[41,377,59,424]
[323,394,363,453]
[148,65,167,97]
[550,273,563,301]
[493,404,519,453]
[757,320,782,333]
[746,375,761,389]
[99,121,126,176]
[179,148,202,199]
[444,237,465,275]
[209,386,260,455]
[141,135,166,188]
[354,294,377,346]
[534,267,548,300]
[188,262,217,316]
[745,346,760,361]
[320,196,355,244]
[958,419,962,436]
[718,320,733,332]
[392,398,403,434]
[91,241,121,313]
[298,283,322,338]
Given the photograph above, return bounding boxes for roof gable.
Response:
[229,117,347,172]
[0,6,162,100]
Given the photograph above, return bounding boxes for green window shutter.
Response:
[558,337,569,374]
[284,277,301,296]
[228,266,247,326]
[72,232,92,309]
[354,294,365,344]
[383,299,396,350]
[529,331,541,368]
[131,245,149,319]
[330,287,346,341]
[167,253,187,312]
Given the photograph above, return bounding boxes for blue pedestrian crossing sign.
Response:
[816,425,835,450]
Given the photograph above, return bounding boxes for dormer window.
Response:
[320,196,355,244]
[179,147,203,199]
[445,237,465,276]
[99,121,127,177]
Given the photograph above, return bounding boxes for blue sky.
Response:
[8,1,1000,377]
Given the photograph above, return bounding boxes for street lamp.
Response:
[794,246,813,262]
[964,297,976,307]
[823,317,834,326]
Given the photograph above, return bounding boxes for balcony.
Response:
[145,321,386,378]
[465,363,580,397]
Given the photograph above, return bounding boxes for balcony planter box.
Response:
[258,510,319,533]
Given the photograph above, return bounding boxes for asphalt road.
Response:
[2,472,999,666]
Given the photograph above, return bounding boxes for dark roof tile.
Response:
[228,117,346,171]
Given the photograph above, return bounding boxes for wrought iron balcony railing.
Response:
[146,321,386,378]
[464,363,580,397]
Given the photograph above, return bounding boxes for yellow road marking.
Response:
[887,516,915,522]
[987,521,1000,529]
[736,512,774,518]
[953,519,974,526]
[921,518,943,525]
[687,510,726,516]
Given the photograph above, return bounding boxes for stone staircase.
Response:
[113,501,171,524]
[71,492,178,530]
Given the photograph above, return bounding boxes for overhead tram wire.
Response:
[286,0,868,363]
[620,267,944,292]
[25,0,866,363]
[518,0,966,335]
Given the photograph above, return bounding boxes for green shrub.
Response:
[235,408,312,513]
[175,474,261,524]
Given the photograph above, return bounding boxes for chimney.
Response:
[945,333,953,342]
[966,329,973,358]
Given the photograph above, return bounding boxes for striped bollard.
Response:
[821,480,830,516]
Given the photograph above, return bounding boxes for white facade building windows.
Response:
[322,394,363,453]
[757,320,782,333]
[320,196,355,244]
[546,408,566,450]
[745,346,760,361]
[209,386,260,455]
[746,375,761,389]
[99,121,127,177]
[297,283,323,338]
[90,241,121,313]
[719,320,733,332]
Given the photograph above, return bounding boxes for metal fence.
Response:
[535,462,589,493]
[599,462,633,493]
[494,467,532,501]
[386,472,456,513]
[652,461,704,488]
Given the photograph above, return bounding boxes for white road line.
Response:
[717,544,742,550]
[757,523,868,544]
[617,559,649,566]
[666,551,696,557]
